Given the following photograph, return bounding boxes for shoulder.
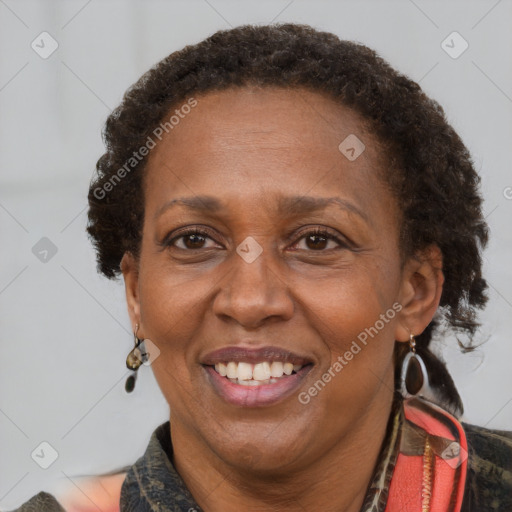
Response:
[6,472,127,512]
[4,491,65,512]
[461,422,512,511]
[464,421,512,473]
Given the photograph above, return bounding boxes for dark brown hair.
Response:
[87,23,489,415]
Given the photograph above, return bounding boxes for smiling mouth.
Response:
[209,361,311,386]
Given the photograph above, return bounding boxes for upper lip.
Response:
[201,345,314,366]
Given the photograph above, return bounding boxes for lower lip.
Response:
[203,365,312,407]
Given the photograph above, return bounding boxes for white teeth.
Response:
[253,362,271,381]
[270,361,284,378]
[283,362,294,375]
[238,379,264,386]
[237,362,253,381]
[215,363,227,377]
[213,361,307,382]
[226,362,238,379]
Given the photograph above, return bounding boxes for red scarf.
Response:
[387,397,468,511]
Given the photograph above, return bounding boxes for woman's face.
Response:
[123,87,429,473]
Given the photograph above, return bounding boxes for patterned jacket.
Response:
[9,395,512,511]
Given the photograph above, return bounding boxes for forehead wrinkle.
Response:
[205,130,310,153]
[154,194,369,225]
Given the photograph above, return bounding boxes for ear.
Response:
[120,252,143,336]
[394,244,444,342]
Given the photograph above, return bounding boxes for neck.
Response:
[171,384,396,512]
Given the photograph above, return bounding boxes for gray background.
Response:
[1,0,511,508]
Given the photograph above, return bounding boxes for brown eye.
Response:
[293,228,345,251]
[182,233,207,249]
[165,228,220,250]
[305,233,329,250]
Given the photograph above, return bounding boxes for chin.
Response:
[204,416,315,474]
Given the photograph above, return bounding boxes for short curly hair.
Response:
[87,23,488,415]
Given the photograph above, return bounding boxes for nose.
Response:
[212,247,294,329]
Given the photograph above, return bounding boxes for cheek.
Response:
[137,253,210,338]
[135,266,200,385]
[296,262,400,390]
[138,275,201,418]
[136,259,223,407]
[301,261,398,338]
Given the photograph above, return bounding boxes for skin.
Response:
[121,87,444,512]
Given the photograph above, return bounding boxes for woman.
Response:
[13,23,511,512]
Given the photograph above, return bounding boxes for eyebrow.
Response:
[155,195,369,223]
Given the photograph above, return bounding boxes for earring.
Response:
[400,333,430,399]
[125,324,147,393]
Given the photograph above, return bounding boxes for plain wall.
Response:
[1,0,511,507]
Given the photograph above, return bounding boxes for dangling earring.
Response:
[400,333,430,399]
[125,324,147,393]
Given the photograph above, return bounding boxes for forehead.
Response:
[151,86,373,157]
[143,87,394,221]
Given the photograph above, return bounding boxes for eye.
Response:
[165,227,221,250]
[291,228,347,251]
[163,226,348,252]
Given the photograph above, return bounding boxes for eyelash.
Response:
[164,226,348,252]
